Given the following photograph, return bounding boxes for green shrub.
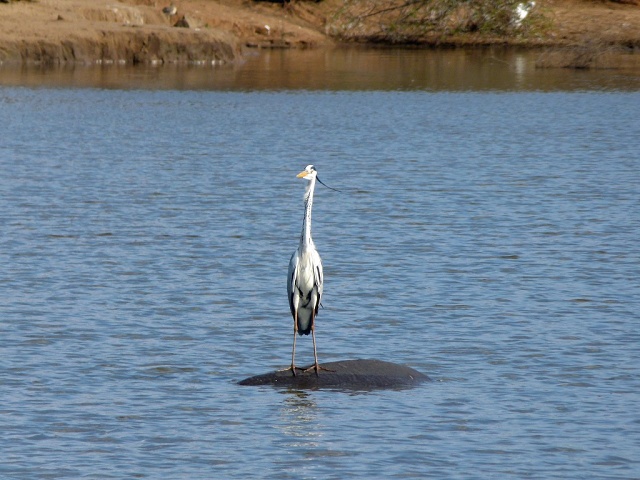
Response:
[329,0,546,42]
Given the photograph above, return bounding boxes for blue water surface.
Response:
[1,76,639,479]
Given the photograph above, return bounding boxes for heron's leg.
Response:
[311,323,319,376]
[279,312,304,375]
[304,318,335,375]
[301,318,334,375]
[291,312,298,376]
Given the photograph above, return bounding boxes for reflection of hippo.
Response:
[239,359,430,391]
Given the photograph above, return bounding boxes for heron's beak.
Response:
[296,170,307,178]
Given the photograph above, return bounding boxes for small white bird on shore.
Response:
[162,4,177,17]
[514,1,535,27]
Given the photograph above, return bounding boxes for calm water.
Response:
[1,49,640,478]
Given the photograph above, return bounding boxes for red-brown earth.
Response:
[0,0,639,65]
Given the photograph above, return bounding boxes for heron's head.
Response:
[296,164,317,181]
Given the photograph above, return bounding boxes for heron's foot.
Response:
[302,364,335,376]
[278,365,307,377]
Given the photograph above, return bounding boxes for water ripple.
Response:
[1,85,639,479]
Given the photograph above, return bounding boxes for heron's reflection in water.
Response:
[276,389,321,448]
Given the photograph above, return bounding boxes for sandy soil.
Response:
[0,0,639,65]
[549,0,640,46]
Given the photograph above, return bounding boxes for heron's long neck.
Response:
[300,178,316,248]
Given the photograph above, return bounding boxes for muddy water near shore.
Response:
[1,47,640,91]
[1,48,640,478]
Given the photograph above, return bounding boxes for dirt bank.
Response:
[0,0,639,65]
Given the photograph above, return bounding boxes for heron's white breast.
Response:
[296,250,317,292]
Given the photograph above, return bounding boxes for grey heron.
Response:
[286,164,334,376]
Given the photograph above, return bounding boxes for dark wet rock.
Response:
[238,359,431,390]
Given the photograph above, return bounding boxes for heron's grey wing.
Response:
[311,249,323,314]
[287,249,299,317]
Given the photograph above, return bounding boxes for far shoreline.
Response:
[0,0,639,68]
